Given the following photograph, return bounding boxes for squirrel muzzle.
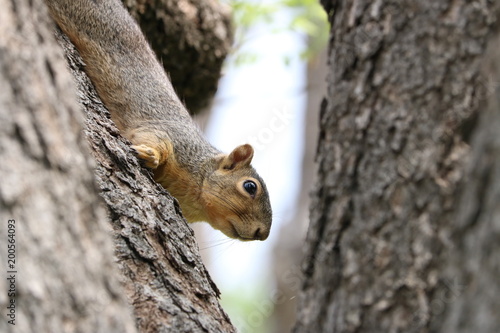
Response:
[200,144,272,241]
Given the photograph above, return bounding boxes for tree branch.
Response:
[55,21,236,332]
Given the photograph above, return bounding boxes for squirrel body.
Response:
[45,0,272,241]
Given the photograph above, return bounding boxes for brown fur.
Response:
[45,0,272,240]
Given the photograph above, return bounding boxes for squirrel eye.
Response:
[243,180,257,197]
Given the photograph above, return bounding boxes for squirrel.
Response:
[44,0,272,241]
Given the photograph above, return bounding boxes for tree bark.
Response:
[1,0,236,332]
[0,0,136,332]
[294,1,500,332]
[122,0,233,114]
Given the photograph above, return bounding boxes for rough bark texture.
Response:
[55,21,236,333]
[122,0,233,114]
[0,0,137,332]
[294,1,500,332]
[0,0,236,331]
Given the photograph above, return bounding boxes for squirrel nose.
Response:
[253,227,269,241]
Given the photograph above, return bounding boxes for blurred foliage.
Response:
[220,282,273,333]
[226,0,329,65]
[285,0,329,59]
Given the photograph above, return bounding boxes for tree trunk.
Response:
[294,1,500,332]
[1,0,236,332]
[0,0,136,332]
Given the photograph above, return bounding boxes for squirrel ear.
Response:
[221,144,254,170]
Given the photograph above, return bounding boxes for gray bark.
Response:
[294,1,500,332]
[0,0,236,332]
[0,0,136,332]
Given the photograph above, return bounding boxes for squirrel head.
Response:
[200,144,272,241]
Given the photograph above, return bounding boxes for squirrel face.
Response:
[200,144,272,241]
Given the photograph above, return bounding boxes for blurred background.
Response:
[192,0,329,331]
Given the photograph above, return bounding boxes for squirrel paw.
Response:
[131,144,160,169]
